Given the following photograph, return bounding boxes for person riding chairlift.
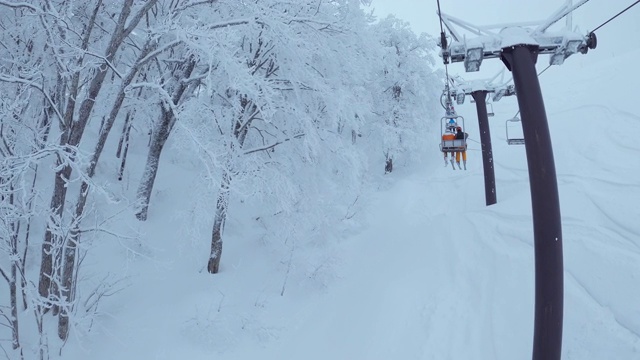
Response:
[442,120,457,167]
[455,126,468,170]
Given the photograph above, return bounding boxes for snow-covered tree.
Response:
[161,0,380,273]
[0,2,62,354]
[367,15,441,173]
[0,0,175,349]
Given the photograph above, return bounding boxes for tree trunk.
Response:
[135,107,173,221]
[38,162,72,309]
[207,171,231,274]
[58,180,88,340]
[0,183,22,350]
[117,85,143,160]
[135,58,196,221]
[9,198,21,350]
[118,117,133,181]
[116,111,131,159]
[10,260,20,350]
[206,96,255,274]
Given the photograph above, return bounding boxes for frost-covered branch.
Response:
[0,75,64,125]
[0,1,38,11]
[81,51,124,79]
[206,17,260,30]
[137,40,182,66]
[243,133,306,155]
[172,0,218,14]
[127,81,180,117]
[0,266,9,283]
[122,0,159,40]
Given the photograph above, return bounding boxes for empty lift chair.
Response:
[506,117,525,145]
[487,102,495,117]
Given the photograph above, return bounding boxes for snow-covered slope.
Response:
[64,49,640,360]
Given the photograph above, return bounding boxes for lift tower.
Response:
[438,1,596,359]
[448,74,515,206]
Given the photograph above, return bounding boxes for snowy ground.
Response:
[60,49,640,359]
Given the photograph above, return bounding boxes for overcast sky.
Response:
[366,0,640,77]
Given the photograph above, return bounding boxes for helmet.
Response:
[456,126,462,131]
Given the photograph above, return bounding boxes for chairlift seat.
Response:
[507,138,525,145]
[441,139,467,152]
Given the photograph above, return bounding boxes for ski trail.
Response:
[395,163,537,359]
[231,168,462,359]
[229,163,532,360]
[566,270,640,341]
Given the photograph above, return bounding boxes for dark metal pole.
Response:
[501,45,564,360]
[471,90,497,206]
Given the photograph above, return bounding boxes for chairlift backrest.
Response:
[487,103,494,117]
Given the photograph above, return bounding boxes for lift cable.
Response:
[591,0,640,33]
[436,0,445,37]
[437,0,453,109]
[510,0,640,119]
[537,64,552,77]
[509,64,552,118]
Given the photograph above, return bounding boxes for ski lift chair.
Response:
[506,117,525,145]
[487,102,494,117]
[440,115,467,153]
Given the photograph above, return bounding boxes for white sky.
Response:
[366,0,640,78]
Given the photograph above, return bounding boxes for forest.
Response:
[0,1,441,358]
